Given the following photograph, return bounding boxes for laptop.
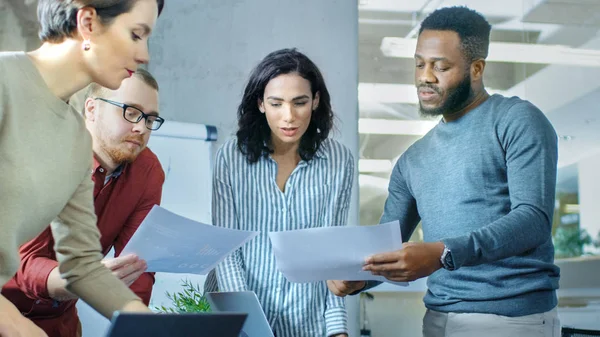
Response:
[206,291,275,337]
[105,311,247,337]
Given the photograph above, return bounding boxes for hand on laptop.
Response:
[0,295,48,337]
[327,280,366,297]
[120,300,152,313]
[103,254,147,286]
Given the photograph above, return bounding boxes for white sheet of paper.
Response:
[121,205,258,274]
[268,221,407,285]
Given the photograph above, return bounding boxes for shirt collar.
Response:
[262,140,328,161]
[313,142,327,159]
[110,164,125,178]
[93,156,126,179]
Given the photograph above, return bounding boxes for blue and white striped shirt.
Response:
[209,137,354,337]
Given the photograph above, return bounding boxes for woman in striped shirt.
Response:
[208,48,354,337]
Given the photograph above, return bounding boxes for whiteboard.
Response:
[147,121,215,224]
[77,121,216,337]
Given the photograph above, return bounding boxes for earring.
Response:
[82,39,91,51]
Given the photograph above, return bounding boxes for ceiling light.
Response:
[381,37,600,67]
[359,118,438,135]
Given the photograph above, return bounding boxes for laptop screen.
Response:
[206,291,275,337]
[105,312,247,337]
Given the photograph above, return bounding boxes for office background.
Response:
[2,0,600,336]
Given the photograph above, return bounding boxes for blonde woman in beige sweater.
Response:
[0,1,165,336]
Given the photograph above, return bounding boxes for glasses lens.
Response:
[148,117,163,130]
[124,106,143,123]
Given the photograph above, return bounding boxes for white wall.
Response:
[0,1,39,52]
[578,152,600,254]
[363,292,426,337]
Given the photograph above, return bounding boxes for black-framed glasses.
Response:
[95,98,165,131]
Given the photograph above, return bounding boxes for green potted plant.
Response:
[553,226,592,259]
[155,279,211,313]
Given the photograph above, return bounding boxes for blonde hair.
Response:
[74,68,159,117]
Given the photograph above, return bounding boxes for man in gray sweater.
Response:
[328,6,560,337]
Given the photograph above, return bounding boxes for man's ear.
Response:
[84,97,97,121]
[471,59,486,82]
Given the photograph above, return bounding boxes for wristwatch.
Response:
[440,245,455,271]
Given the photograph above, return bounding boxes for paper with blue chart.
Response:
[122,205,259,274]
[269,220,408,286]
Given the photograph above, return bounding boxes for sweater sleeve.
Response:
[443,102,558,269]
[51,160,142,318]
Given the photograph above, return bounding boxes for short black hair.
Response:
[236,48,334,164]
[419,6,491,62]
[37,0,165,43]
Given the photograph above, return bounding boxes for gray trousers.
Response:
[423,307,560,337]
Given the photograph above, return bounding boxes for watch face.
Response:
[444,251,454,270]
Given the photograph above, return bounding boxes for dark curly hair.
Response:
[419,6,491,62]
[236,48,334,163]
[37,0,165,43]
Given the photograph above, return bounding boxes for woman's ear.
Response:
[76,7,99,49]
[312,92,320,111]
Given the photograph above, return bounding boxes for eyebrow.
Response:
[414,54,450,63]
[266,95,310,101]
[136,23,152,36]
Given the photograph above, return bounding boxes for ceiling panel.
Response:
[523,0,600,26]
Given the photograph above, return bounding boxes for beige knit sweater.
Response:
[0,52,140,318]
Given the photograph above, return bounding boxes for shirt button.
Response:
[99,168,104,173]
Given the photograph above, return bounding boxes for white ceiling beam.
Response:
[359,82,419,104]
[359,82,506,105]
[359,174,390,192]
[359,100,417,120]
[359,159,393,173]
